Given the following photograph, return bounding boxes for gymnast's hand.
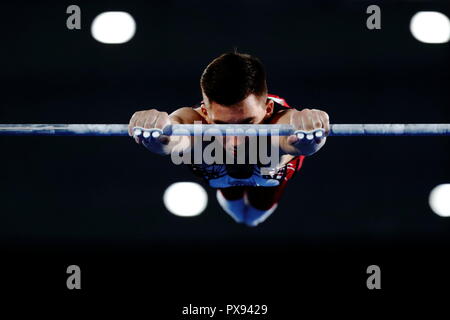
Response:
[285,108,330,156]
[128,109,172,153]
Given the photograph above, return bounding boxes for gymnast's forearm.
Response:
[292,138,326,156]
[145,116,192,156]
[277,136,326,156]
[268,109,309,156]
[154,135,192,156]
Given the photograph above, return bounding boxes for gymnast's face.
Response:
[201,93,274,153]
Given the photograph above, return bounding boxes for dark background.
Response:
[0,0,449,312]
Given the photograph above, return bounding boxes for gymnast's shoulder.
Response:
[169,105,207,124]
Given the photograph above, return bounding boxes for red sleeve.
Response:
[267,94,293,108]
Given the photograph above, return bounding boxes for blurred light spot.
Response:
[429,184,450,217]
[91,11,136,44]
[410,11,450,44]
[163,182,208,217]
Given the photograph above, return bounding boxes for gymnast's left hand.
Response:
[286,108,330,155]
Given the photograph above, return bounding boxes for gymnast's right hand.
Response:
[128,109,171,152]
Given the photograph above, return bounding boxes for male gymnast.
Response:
[128,52,330,227]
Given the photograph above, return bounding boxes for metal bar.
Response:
[0,124,450,136]
[0,124,129,136]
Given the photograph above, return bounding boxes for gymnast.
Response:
[128,52,330,227]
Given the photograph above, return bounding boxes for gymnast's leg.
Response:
[216,187,247,223]
[216,184,288,227]
[244,182,288,227]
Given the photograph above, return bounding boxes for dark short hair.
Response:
[200,52,267,106]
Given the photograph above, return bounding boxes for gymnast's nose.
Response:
[224,135,246,149]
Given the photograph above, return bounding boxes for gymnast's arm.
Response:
[128,107,204,155]
[271,108,330,156]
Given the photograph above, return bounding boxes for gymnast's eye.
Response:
[241,118,255,124]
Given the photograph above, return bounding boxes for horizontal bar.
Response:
[329,124,450,136]
[0,124,450,136]
[0,124,129,136]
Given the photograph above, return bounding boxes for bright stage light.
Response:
[163,182,208,217]
[91,11,136,44]
[410,11,450,44]
[429,184,450,217]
